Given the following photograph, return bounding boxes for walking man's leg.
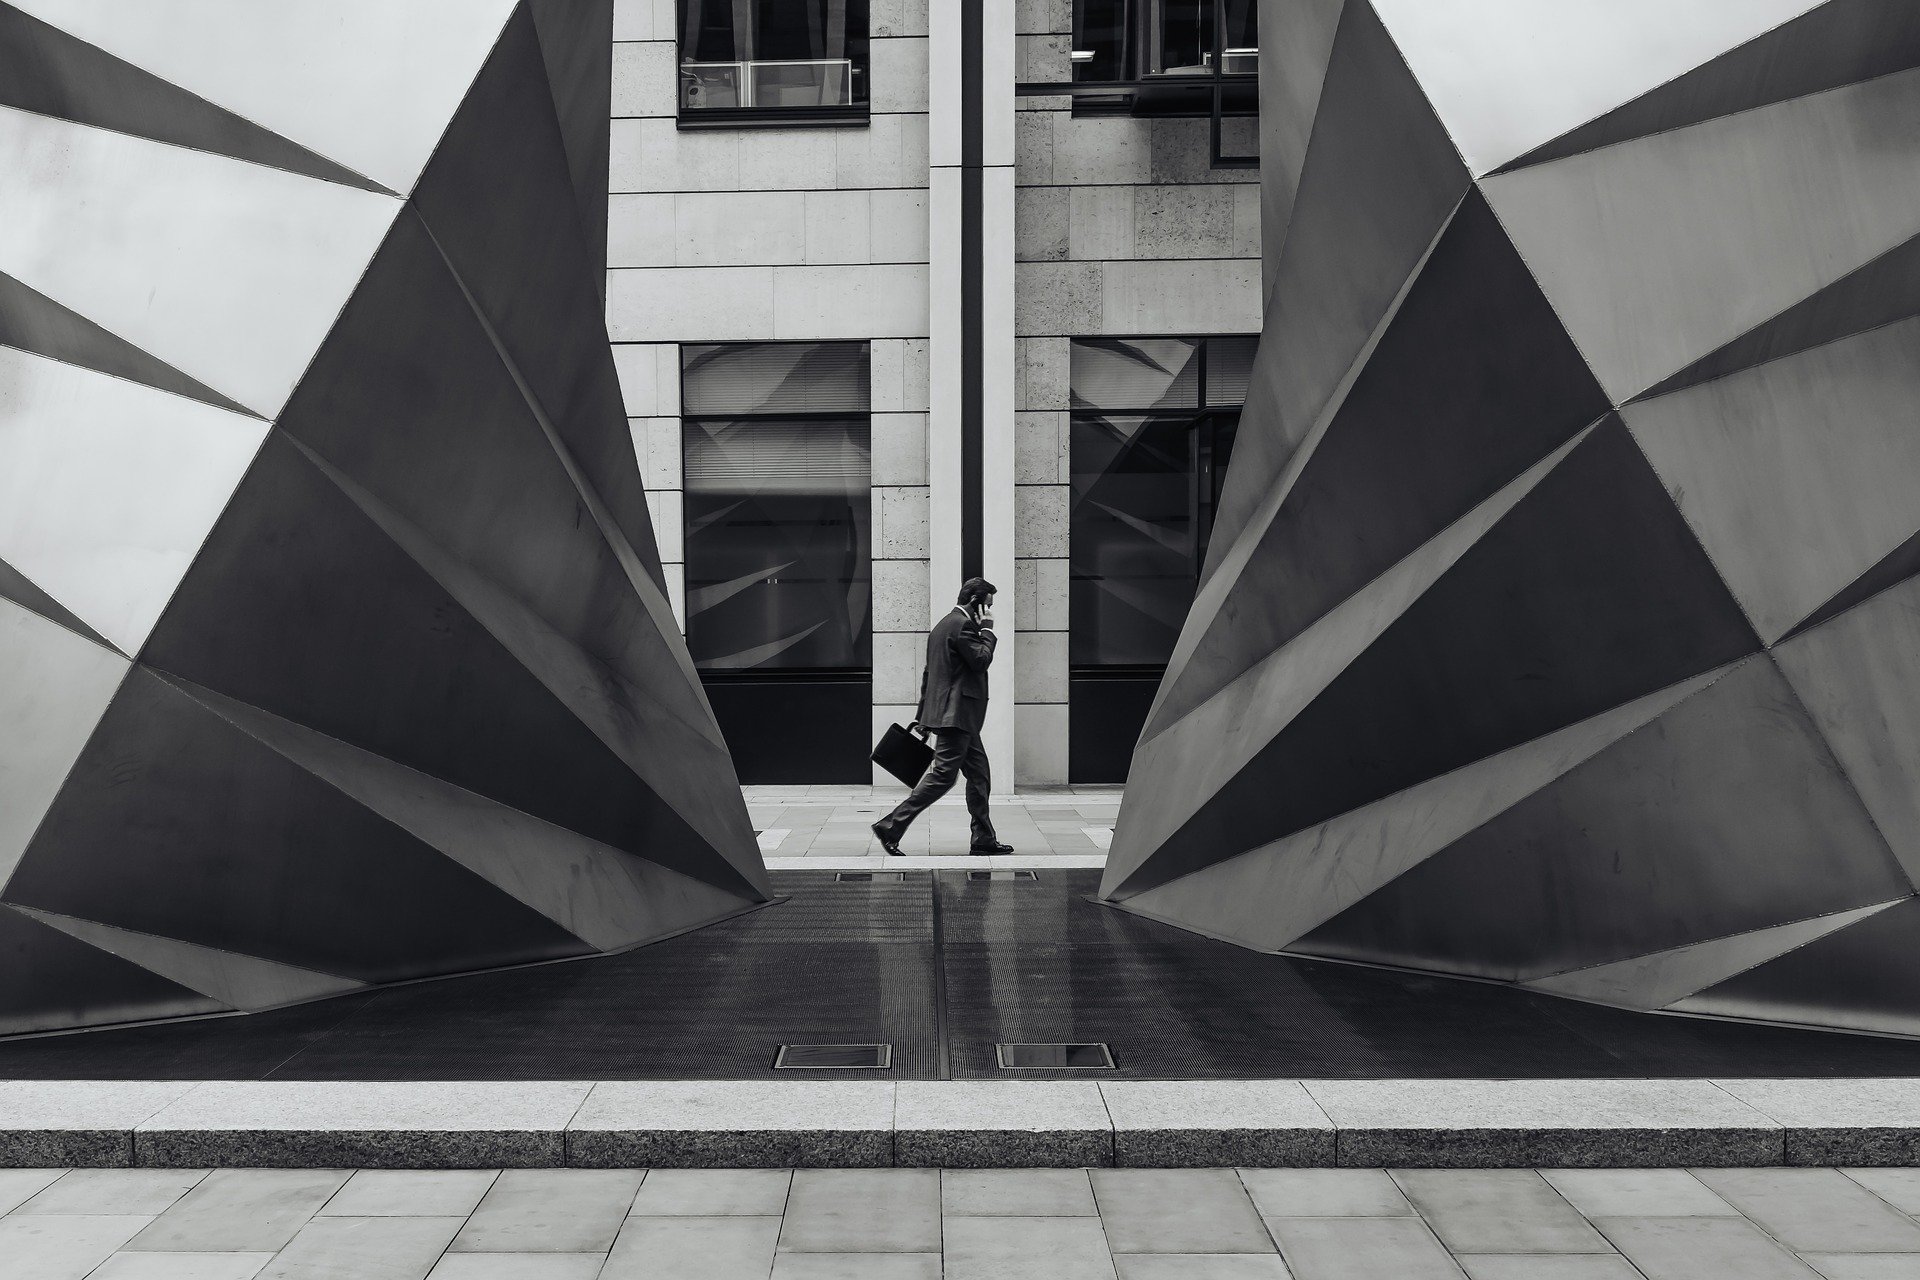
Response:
[962,733,1009,853]
[872,730,965,852]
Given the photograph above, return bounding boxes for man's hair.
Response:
[957,577,997,606]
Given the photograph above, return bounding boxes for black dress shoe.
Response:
[871,822,905,856]
[969,841,1015,855]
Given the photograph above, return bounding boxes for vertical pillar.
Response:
[931,0,1018,793]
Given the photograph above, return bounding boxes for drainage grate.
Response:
[967,869,1038,882]
[996,1042,1116,1069]
[835,871,908,882]
[774,1043,893,1070]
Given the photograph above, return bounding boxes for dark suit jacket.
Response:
[916,607,997,735]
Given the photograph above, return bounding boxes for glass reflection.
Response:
[678,0,869,113]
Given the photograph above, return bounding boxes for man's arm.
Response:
[951,616,997,671]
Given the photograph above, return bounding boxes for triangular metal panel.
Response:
[0,903,228,1037]
[8,0,519,194]
[1372,0,1822,175]
[0,347,266,655]
[0,554,114,653]
[0,105,399,417]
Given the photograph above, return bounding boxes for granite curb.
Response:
[3,1079,1919,1168]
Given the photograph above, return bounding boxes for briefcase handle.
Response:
[907,720,929,741]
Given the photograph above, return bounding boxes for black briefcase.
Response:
[872,721,934,786]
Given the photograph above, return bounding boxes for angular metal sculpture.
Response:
[0,0,770,1036]
[1104,0,1920,1037]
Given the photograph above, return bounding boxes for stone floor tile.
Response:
[1238,1170,1412,1219]
[1264,1217,1463,1280]
[600,1215,781,1279]
[0,1213,154,1280]
[1392,1170,1610,1255]
[424,1255,605,1279]
[1091,1168,1276,1254]
[1594,1217,1821,1280]
[779,1169,941,1252]
[0,1166,67,1213]
[770,1254,943,1279]
[1694,1168,1920,1253]
[1803,1258,1920,1280]
[1101,1081,1333,1167]
[449,1169,643,1253]
[942,1168,1098,1216]
[256,1215,464,1280]
[21,1169,210,1216]
[631,1169,791,1216]
[896,1082,1112,1167]
[568,1081,894,1168]
[1456,1257,1642,1280]
[1540,1169,1737,1219]
[129,1170,350,1253]
[943,1215,1119,1280]
[89,1252,275,1280]
[1843,1168,1920,1215]
[1114,1255,1294,1278]
[319,1170,500,1218]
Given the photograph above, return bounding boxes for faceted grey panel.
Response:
[1257,0,1347,305]
[1112,0,1920,1039]
[0,1,766,1036]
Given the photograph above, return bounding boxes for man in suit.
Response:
[871,577,1015,856]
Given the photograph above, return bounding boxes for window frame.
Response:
[675,0,873,130]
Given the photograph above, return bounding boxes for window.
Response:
[678,0,870,123]
[1071,0,1257,119]
[1068,335,1253,780]
[681,342,874,782]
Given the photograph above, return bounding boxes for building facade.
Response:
[605,0,1262,786]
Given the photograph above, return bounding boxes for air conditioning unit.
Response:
[681,61,744,109]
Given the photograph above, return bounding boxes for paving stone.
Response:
[568,1082,894,1168]
[1841,1167,1920,1214]
[897,1082,1112,1167]
[0,1166,70,1213]
[770,1254,943,1279]
[136,1083,588,1168]
[1238,1170,1412,1219]
[256,1215,464,1280]
[1539,1169,1737,1218]
[1101,1081,1333,1167]
[449,1170,643,1253]
[1801,1257,1920,1280]
[318,1170,499,1218]
[1593,1217,1821,1280]
[1091,1169,1276,1254]
[0,1081,199,1166]
[1392,1170,1611,1255]
[424,1255,605,1279]
[0,1214,154,1279]
[1457,1258,1641,1279]
[1263,1217,1462,1280]
[129,1170,350,1253]
[942,1168,1098,1216]
[1717,1079,1920,1166]
[1693,1168,1920,1254]
[779,1169,940,1252]
[601,1215,782,1279]
[1304,1080,1782,1167]
[631,1169,791,1216]
[943,1215,1119,1280]
[1113,1256,1293,1278]
[90,1253,276,1279]
[21,1169,209,1216]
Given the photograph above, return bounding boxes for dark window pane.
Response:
[1147,0,1257,75]
[678,0,869,110]
[684,418,871,671]
[1070,337,1201,412]
[1070,413,1202,666]
[682,342,871,415]
[1205,335,1257,406]
[1074,0,1126,82]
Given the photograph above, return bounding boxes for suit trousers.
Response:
[874,728,997,847]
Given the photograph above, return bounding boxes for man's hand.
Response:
[974,602,994,628]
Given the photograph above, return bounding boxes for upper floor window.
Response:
[1072,0,1256,116]
[679,0,870,124]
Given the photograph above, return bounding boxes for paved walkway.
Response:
[746,785,1121,864]
[6,1164,1920,1278]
